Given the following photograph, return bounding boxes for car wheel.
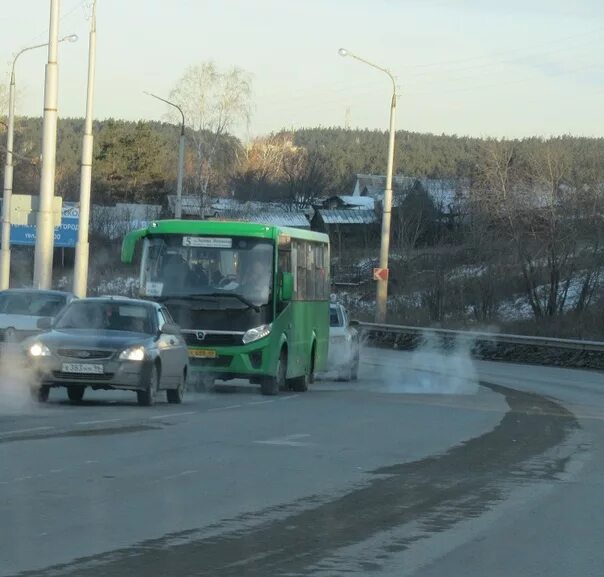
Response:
[67,385,86,404]
[261,351,286,396]
[37,385,50,403]
[351,356,359,381]
[137,365,159,406]
[167,371,186,404]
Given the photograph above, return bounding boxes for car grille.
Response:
[52,371,114,381]
[57,349,114,360]
[182,332,243,347]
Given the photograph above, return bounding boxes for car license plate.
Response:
[188,348,216,359]
[61,363,104,374]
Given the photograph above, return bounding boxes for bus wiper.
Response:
[200,292,261,313]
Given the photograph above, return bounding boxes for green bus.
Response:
[121,220,330,395]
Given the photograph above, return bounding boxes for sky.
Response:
[0,0,603,139]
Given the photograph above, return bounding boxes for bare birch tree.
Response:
[169,62,252,210]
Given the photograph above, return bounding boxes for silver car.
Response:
[23,297,189,406]
[0,289,74,342]
[328,302,360,381]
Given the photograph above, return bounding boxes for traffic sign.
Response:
[373,267,389,281]
[7,202,79,248]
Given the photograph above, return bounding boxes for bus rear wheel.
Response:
[261,351,286,396]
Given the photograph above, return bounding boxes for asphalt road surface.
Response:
[0,346,602,576]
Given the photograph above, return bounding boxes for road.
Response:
[0,346,602,576]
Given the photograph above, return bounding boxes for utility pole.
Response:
[338,48,397,322]
[33,0,61,289]
[73,0,97,297]
[376,91,397,322]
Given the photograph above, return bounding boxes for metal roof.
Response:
[336,195,375,209]
[316,209,379,225]
[210,210,310,228]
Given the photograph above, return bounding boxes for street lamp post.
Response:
[338,48,397,323]
[73,0,97,298]
[144,92,185,219]
[1,33,77,290]
[33,0,64,289]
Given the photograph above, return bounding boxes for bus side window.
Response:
[306,243,315,300]
[314,243,327,300]
[295,240,307,300]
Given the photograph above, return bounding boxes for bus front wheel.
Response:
[261,351,286,396]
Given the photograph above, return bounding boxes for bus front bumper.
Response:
[187,339,274,380]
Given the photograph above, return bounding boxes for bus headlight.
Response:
[242,324,271,344]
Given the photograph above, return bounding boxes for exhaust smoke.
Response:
[0,344,38,414]
[381,332,479,395]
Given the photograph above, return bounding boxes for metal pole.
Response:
[1,43,48,289]
[143,92,185,218]
[1,70,17,290]
[73,0,97,298]
[176,125,185,219]
[376,92,396,322]
[338,48,398,322]
[33,0,61,289]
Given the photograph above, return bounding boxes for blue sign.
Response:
[9,202,79,248]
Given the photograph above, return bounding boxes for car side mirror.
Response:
[37,317,53,330]
[161,322,181,336]
[349,319,360,327]
[280,272,294,302]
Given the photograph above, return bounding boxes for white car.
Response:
[328,302,360,381]
[0,289,75,342]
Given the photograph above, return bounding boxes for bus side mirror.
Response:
[280,272,294,302]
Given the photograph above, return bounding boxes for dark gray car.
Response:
[23,297,189,406]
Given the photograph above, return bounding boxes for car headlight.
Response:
[28,342,51,357]
[119,346,146,361]
[242,324,271,345]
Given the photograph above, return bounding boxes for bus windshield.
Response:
[140,234,274,306]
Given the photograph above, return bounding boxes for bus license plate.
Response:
[188,349,216,359]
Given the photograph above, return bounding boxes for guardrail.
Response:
[354,322,604,370]
[355,322,604,353]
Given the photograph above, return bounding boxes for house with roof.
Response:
[310,209,380,256]
[352,173,465,215]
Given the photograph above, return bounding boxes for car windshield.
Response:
[54,301,154,334]
[0,292,67,317]
[141,235,274,306]
[330,305,343,327]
